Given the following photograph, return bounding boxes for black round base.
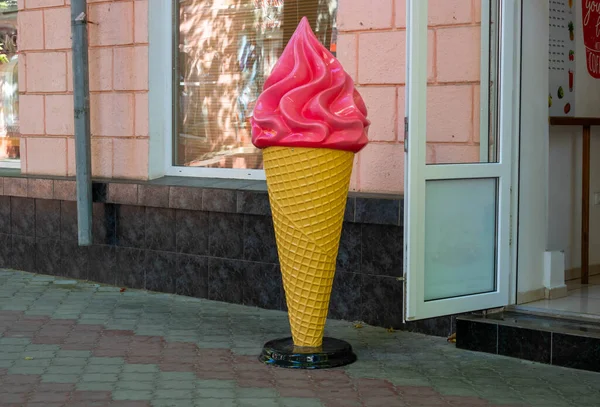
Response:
[259,337,357,369]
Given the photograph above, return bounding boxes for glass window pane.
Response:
[174,0,338,169]
[424,178,497,301]
[424,0,499,165]
[0,2,18,166]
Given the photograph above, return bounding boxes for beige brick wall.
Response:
[18,0,149,179]
[17,0,481,194]
[338,0,482,193]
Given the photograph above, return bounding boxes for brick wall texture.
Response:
[18,0,149,180]
[17,0,481,194]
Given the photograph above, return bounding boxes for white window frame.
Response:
[0,158,20,170]
[1,6,20,170]
[148,0,266,180]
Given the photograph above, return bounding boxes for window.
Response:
[172,0,338,173]
[0,1,18,168]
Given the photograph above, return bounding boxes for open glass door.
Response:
[404,0,519,321]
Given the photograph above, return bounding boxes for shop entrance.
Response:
[513,0,600,319]
[447,0,600,372]
[517,115,600,318]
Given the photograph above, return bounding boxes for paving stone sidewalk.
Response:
[0,270,599,407]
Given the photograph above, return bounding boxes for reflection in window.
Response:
[175,0,337,169]
[0,2,18,167]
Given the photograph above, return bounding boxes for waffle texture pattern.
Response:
[263,146,354,347]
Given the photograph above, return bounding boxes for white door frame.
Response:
[404,0,523,321]
[514,0,551,304]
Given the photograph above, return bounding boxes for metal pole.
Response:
[71,0,92,246]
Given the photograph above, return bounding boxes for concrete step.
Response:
[456,310,600,373]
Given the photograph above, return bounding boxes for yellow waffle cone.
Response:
[263,146,354,348]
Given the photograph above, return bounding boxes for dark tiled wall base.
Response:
[0,196,452,337]
[0,176,404,226]
[456,319,600,373]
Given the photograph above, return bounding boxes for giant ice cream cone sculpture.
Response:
[252,17,369,357]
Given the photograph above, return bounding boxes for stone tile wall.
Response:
[0,174,455,337]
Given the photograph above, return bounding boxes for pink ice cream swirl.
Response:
[251,17,369,153]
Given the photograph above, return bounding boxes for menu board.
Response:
[549,0,576,116]
[582,0,600,78]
